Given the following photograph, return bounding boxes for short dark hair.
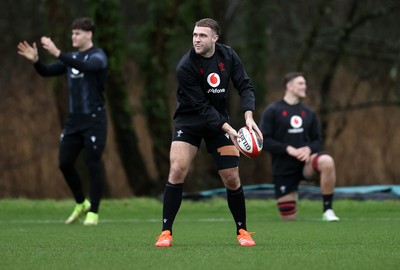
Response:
[283,72,304,88]
[195,18,221,36]
[71,17,95,34]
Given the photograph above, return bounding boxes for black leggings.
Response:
[59,132,105,213]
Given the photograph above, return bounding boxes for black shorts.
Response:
[273,170,304,199]
[172,125,239,170]
[61,109,107,151]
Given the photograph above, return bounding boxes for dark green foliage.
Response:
[87,0,153,195]
[4,0,400,198]
[241,0,269,108]
[43,0,71,126]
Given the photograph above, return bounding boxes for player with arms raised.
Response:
[17,17,108,226]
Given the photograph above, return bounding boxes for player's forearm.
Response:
[244,110,253,121]
[34,60,66,77]
[222,122,234,134]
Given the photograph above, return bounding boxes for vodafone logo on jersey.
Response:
[290,115,302,128]
[288,115,304,133]
[70,67,83,79]
[207,73,220,87]
[71,68,80,75]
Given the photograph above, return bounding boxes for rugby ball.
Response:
[236,127,263,158]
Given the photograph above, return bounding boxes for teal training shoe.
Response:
[65,199,91,224]
[83,212,99,226]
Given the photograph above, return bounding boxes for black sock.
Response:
[90,202,99,213]
[322,194,333,212]
[161,182,183,234]
[227,186,247,235]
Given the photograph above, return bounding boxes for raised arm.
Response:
[17,41,39,63]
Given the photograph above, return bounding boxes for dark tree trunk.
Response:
[89,0,154,195]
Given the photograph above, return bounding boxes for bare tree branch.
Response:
[296,0,334,70]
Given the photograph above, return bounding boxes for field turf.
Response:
[0,198,399,270]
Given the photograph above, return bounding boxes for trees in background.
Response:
[2,0,400,197]
[88,0,153,195]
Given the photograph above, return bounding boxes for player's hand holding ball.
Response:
[236,127,263,158]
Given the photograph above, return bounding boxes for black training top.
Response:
[173,43,255,132]
[34,46,108,114]
[259,99,323,176]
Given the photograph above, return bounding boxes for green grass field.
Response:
[0,198,399,270]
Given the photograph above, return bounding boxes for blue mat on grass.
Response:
[182,184,400,201]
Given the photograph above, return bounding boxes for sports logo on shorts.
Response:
[177,130,183,137]
[207,73,220,88]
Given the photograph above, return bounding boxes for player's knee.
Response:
[219,168,240,189]
[85,158,102,172]
[169,163,188,182]
[318,155,335,172]
[277,200,297,220]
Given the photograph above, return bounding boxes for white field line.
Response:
[1,217,400,224]
[0,218,231,224]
